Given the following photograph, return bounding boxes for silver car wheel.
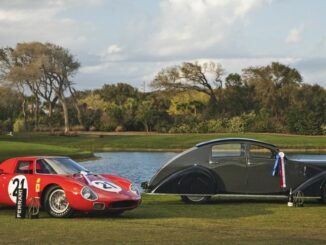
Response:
[181,195,210,204]
[49,189,70,214]
[186,196,207,202]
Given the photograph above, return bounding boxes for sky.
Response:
[1,0,326,90]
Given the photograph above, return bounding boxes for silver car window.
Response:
[212,143,244,158]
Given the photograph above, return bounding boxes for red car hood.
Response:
[67,172,126,193]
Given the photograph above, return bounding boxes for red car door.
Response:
[1,159,37,206]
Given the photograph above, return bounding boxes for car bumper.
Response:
[67,191,141,212]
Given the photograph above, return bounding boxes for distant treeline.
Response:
[0,42,325,135]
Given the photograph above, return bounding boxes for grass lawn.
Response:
[0,140,93,162]
[0,133,325,244]
[0,195,326,244]
[0,132,325,156]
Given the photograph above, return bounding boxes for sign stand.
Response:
[15,187,27,219]
[27,197,40,219]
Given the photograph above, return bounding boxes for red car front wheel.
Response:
[44,185,73,218]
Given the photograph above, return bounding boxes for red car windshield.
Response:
[36,158,89,175]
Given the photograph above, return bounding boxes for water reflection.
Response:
[80,152,177,189]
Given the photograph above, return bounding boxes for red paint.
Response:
[0,157,141,213]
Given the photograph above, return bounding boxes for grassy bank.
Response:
[0,132,325,161]
[0,140,93,162]
[0,195,326,244]
[1,132,326,153]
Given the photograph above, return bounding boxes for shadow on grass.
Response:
[1,198,323,221]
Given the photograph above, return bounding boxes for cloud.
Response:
[0,0,99,49]
[77,56,302,90]
[292,58,326,86]
[286,25,304,44]
[107,45,122,55]
[143,0,272,58]
[1,0,324,90]
[0,0,103,10]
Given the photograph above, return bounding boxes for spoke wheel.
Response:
[45,186,73,218]
[293,191,304,207]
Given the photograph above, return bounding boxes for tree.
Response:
[136,100,157,132]
[286,84,326,135]
[0,42,80,133]
[41,43,80,133]
[225,73,242,87]
[242,62,302,119]
[151,61,224,108]
[0,86,22,132]
[99,83,140,105]
[167,90,209,116]
[0,43,41,128]
[222,73,256,116]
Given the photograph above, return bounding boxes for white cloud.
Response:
[77,56,302,90]
[0,1,98,50]
[286,25,304,44]
[143,0,272,57]
[107,45,122,55]
[2,0,324,89]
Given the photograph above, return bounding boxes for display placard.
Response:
[15,187,27,219]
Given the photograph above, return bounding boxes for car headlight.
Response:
[81,186,98,201]
[129,184,140,196]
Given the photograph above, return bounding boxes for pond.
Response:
[81,152,178,190]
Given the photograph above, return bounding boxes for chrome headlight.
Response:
[81,186,98,201]
[129,184,140,196]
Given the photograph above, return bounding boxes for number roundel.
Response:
[91,180,122,193]
[8,175,28,203]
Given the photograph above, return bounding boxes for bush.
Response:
[169,124,193,133]
[89,126,97,131]
[13,118,25,133]
[321,124,326,135]
[71,125,86,131]
[99,112,117,131]
[207,119,224,133]
[115,125,125,132]
[227,116,244,133]
[0,119,12,133]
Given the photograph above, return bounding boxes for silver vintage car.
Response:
[142,138,326,204]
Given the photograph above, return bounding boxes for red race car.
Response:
[0,156,141,217]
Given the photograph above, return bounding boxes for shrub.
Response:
[169,124,193,133]
[227,116,244,133]
[115,125,125,132]
[99,112,117,131]
[13,118,25,133]
[207,119,224,133]
[0,119,12,133]
[71,125,86,131]
[321,124,326,135]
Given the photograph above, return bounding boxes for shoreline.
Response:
[90,147,326,154]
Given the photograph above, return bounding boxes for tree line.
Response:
[0,42,325,135]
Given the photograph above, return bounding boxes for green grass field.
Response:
[0,132,325,158]
[0,195,326,244]
[0,132,325,162]
[0,140,93,162]
[0,132,326,244]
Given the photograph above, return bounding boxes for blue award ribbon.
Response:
[272,154,280,176]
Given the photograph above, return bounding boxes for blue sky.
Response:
[1,0,326,90]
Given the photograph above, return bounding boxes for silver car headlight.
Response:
[129,184,140,196]
[81,186,98,201]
